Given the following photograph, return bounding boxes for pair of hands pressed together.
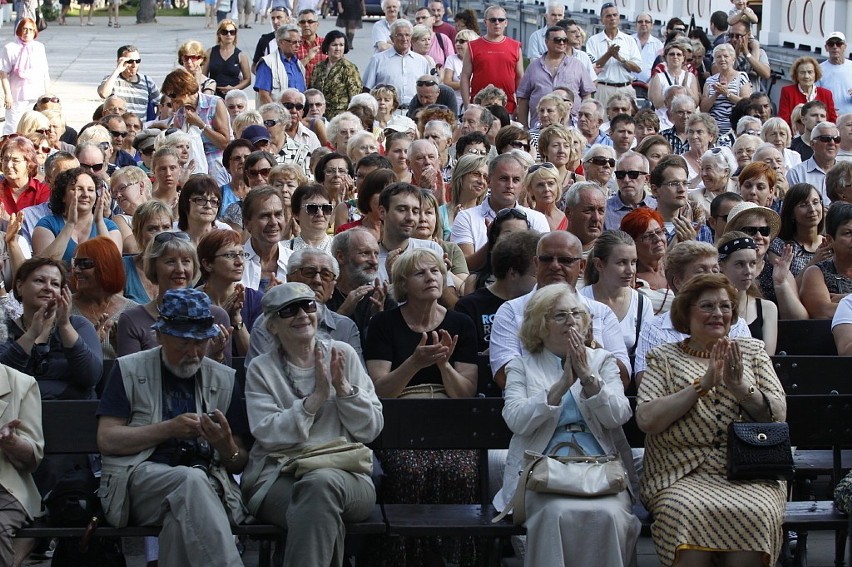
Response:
[698,337,749,399]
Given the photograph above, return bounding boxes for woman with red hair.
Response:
[0,18,49,134]
[0,136,47,220]
[70,236,136,359]
[621,207,672,313]
[197,229,263,356]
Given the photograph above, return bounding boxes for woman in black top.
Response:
[203,19,251,99]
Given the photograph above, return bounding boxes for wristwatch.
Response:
[745,52,753,59]
[580,374,598,387]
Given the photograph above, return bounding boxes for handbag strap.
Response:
[737,387,776,422]
[492,453,545,525]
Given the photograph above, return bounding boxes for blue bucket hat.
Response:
[151,288,220,340]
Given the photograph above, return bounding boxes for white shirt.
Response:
[240,240,293,290]
[579,286,653,357]
[489,286,631,377]
[294,122,321,151]
[377,237,453,287]
[632,33,663,84]
[362,48,432,106]
[818,59,852,116]
[831,295,852,330]
[450,199,550,251]
[371,17,393,53]
[633,311,752,375]
[787,157,832,205]
[570,48,597,82]
[526,26,548,60]
[586,30,642,84]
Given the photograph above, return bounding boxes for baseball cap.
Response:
[385,115,417,133]
[827,32,846,43]
[240,125,272,146]
[151,288,220,340]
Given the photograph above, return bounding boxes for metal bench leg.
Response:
[258,539,272,567]
[836,526,848,567]
[794,530,809,567]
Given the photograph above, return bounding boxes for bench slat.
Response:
[383,504,524,537]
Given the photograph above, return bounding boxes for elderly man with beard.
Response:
[328,227,395,350]
[245,248,363,365]
[96,288,250,567]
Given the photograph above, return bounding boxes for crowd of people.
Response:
[0,1,847,566]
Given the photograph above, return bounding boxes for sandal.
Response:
[108,21,112,26]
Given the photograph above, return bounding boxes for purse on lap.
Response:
[726,389,795,481]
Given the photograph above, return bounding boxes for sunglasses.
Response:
[110,130,128,138]
[35,128,49,135]
[227,104,246,110]
[294,267,336,282]
[141,147,155,156]
[277,299,318,319]
[586,156,616,167]
[38,146,51,154]
[219,28,237,35]
[416,80,437,87]
[740,226,771,237]
[509,140,530,150]
[80,162,105,172]
[455,38,468,44]
[528,162,556,175]
[72,257,96,270]
[283,102,304,111]
[827,41,845,47]
[615,170,647,180]
[154,231,191,244]
[189,196,221,208]
[487,17,507,23]
[303,203,334,216]
[495,208,529,224]
[298,19,318,24]
[39,96,59,104]
[814,135,841,144]
[125,58,142,64]
[537,255,582,266]
[550,37,569,44]
[248,167,272,177]
[183,54,204,61]
[263,119,279,127]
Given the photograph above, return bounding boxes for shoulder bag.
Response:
[727,389,795,481]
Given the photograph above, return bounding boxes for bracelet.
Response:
[735,385,756,404]
[223,448,240,462]
[692,378,709,397]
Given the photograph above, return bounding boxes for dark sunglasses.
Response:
[587,156,616,167]
[814,135,841,144]
[740,226,771,237]
[219,28,237,35]
[528,162,556,175]
[615,170,647,180]
[827,40,845,47]
[495,208,529,222]
[416,80,437,87]
[550,37,569,44]
[283,102,305,111]
[110,130,128,138]
[183,54,204,61]
[294,267,336,282]
[80,162,105,172]
[537,255,582,266]
[298,19,318,24]
[509,140,530,150]
[304,203,334,216]
[35,128,49,135]
[154,231,191,244]
[277,299,318,318]
[125,58,142,64]
[72,257,96,270]
[141,147,156,156]
[455,38,468,44]
[39,96,60,104]
[487,17,507,23]
[248,167,272,177]
[262,119,279,127]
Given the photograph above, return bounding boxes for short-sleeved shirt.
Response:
[97,360,249,465]
[101,72,159,120]
[454,286,505,354]
[831,295,852,330]
[34,214,119,264]
[0,177,50,216]
[364,307,477,387]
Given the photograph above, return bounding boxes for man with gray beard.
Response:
[96,288,249,567]
[328,228,396,348]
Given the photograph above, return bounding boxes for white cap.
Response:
[385,115,417,132]
[827,31,846,43]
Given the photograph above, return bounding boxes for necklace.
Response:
[679,339,711,358]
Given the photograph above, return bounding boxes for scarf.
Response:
[12,37,38,81]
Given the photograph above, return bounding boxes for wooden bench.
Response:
[776,319,837,356]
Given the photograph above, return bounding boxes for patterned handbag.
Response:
[727,389,795,481]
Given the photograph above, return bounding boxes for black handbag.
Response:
[727,389,794,481]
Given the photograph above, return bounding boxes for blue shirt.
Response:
[122,255,150,304]
[255,53,306,93]
[34,214,119,264]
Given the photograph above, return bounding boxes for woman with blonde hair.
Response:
[203,19,251,99]
[22,131,50,181]
[178,40,216,96]
[539,124,585,198]
[525,161,566,231]
[15,110,49,137]
[445,153,489,229]
[442,29,478,109]
[416,189,468,290]
[110,166,152,253]
[124,200,173,303]
[369,84,399,131]
[530,94,569,156]
[761,117,802,171]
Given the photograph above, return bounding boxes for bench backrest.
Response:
[776,319,837,355]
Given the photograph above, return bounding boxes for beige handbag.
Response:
[494,443,629,526]
[398,384,448,399]
[280,437,374,479]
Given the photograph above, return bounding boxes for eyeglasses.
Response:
[263,119,279,127]
[813,135,841,144]
[39,96,60,104]
[141,147,155,156]
[34,128,50,135]
[416,80,437,87]
[183,54,204,61]
[615,170,647,180]
[694,301,733,314]
[125,58,142,64]
[638,229,666,242]
[113,181,139,194]
[293,267,336,282]
[728,33,747,39]
[455,38,468,44]
[465,148,487,155]
[636,19,652,24]
[219,28,237,35]
[586,156,615,167]
[215,251,250,260]
[154,231,191,244]
[509,140,530,150]
[307,101,324,108]
[80,162,105,172]
[109,130,128,138]
[227,103,246,110]
[660,180,688,189]
[487,17,507,23]
[248,167,272,177]
[303,203,334,216]
[537,255,582,266]
[189,196,221,208]
[740,225,771,237]
[72,257,96,270]
[298,19,318,24]
[324,168,349,176]
[827,41,845,47]
[549,310,585,324]
[283,102,304,111]
[550,37,569,44]
[277,299,318,318]
[528,162,556,175]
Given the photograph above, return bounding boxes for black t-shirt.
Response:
[253,32,275,67]
[327,287,398,353]
[790,136,814,162]
[97,358,250,465]
[454,287,506,355]
[364,306,477,387]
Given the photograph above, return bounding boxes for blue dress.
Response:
[34,214,119,264]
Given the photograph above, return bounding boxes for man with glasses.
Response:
[251,6,290,72]
[516,25,594,130]
[576,99,612,151]
[74,143,110,185]
[460,5,524,114]
[489,230,630,388]
[818,32,852,116]
[788,121,840,205]
[363,19,431,108]
[102,95,127,117]
[97,44,160,121]
[258,102,312,177]
[245,249,363,365]
[303,88,327,124]
[451,154,550,268]
[413,8,454,67]
[372,0,401,53]
[604,151,656,230]
[294,9,326,83]
[100,115,136,168]
[281,89,321,150]
[526,2,565,60]
[405,75,458,118]
[255,25,306,104]
[632,12,662,84]
[660,94,696,155]
[726,21,770,93]
[650,154,713,243]
[586,3,642,108]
